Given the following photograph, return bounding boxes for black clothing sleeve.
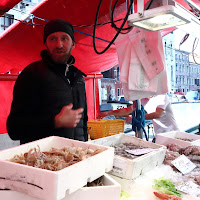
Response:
[83,90,88,141]
[7,65,55,142]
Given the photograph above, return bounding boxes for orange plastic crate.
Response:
[87,119,125,139]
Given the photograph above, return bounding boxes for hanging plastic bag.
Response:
[133,29,165,80]
[115,27,168,101]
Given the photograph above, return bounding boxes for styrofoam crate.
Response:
[0,136,114,200]
[155,131,200,148]
[88,133,166,180]
[0,174,121,200]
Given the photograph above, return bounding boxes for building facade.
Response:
[99,66,121,105]
[174,50,200,93]
[188,62,200,91]
[162,32,176,92]
[175,50,190,93]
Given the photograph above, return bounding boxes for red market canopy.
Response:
[0,0,21,15]
[1,0,196,74]
[0,0,199,134]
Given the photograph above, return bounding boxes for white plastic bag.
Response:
[115,27,168,101]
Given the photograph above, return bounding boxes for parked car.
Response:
[167,93,187,103]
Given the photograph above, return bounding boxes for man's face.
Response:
[45,32,75,64]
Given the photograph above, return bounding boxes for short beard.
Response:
[48,48,72,64]
[53,53,70,64]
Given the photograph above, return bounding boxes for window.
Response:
[179,65,181,72]
[170,44,173,57]
[164,41,167,59]
[176,76,178,84]
[171,66,173,81]
[175,54,177,60]
[117,67,120,81]
[1,14,14,30]
[117,88,120,96]
[182,65,184,72]
[195,79,199,86]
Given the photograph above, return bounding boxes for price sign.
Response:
[176,181,200,196]
[112,157,128,176]
[171,155,196,174]
[125,148,156,156]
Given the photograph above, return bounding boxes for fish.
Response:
[153,192,182,200]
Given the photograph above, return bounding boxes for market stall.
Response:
[1,132,200,199]
[0,0,200,199]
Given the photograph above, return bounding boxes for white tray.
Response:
[156,131,200,148]
[88,133,166,180]
[0,136,114,200]
[0,174,121,200]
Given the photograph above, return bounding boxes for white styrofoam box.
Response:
[88,133,166,180]
[0,136,114,200]
[0,174,121,200]
[156,131,200,148]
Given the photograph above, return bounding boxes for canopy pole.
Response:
[93,74,96,119]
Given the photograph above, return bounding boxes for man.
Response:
[7,19,88,144]
[144,94,179,135]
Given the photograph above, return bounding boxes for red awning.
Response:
[0,0,21,15]
[0,0,128,74]
[1,0,198,74]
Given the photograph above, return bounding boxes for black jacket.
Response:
[7,50,88,144]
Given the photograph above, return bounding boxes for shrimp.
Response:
[153,192,182,200]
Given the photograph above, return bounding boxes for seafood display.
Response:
[8,145,103,171]
[164,144,200,186]
[86,176,104,187]
[112,143,153,159]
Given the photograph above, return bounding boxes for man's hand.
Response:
[54,103,84,128]
[125,115,132,124]
[97,112,108,119]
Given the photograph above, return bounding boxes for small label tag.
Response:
[125,148,156,156]
[112,157,127,176]
[176,181,200,196]
[171,155,196,174]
